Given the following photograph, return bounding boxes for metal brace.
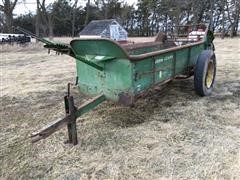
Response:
[64,82,78,145]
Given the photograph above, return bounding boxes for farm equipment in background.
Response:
[0,33,31,44]
[16,24,216,146]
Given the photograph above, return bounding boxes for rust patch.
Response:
[118,92,135,106]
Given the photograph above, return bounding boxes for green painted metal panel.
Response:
[154,53,174,83]
[72,39,133,101]
[175,48,189,74]
[189,44,205,66]
[131,44,205,96]
[76,60,103,96]
[103,59,133,101]
[76,58,133,101]
[70,39,128,58]
[133,58,154,93]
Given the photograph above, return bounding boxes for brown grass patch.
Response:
[0,38,240,179]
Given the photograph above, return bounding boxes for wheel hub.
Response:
[206,60,214,88]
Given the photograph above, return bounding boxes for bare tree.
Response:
[210,0,215,30]
[0,0,18,33]
[84,0,90,26]
[102,0,108,19]
[219,0,225,38]
[71,0,78,37]
[35,0,40,38]
[36,0,54,39]
[0,11,4,32]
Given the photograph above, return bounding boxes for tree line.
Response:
[0,0,239,38]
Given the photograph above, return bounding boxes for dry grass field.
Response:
[0,38,240,179]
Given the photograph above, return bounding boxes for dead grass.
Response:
[0,38,240,179]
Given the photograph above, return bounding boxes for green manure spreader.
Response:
[17,24,216,145]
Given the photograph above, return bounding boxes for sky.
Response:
[11,0,138,16]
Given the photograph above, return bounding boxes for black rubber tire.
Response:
[194,50,216,96]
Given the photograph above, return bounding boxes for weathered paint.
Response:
[16,27,212,105]
[69,38,208,105]
[17,25,215,144]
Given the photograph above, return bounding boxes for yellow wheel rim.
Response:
[206,61,214,88]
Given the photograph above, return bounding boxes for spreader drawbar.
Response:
[31,93,106,145]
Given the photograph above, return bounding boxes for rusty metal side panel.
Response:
[133,53,175,94]
[132,44,205,95]
[76,58,134,103]
[71,39,134,104]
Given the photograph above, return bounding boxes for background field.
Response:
[1,38,240,179]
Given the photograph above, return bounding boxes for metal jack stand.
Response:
[64,83,78,145]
